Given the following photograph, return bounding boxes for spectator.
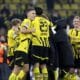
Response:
[46,0,54,13]
[0,35,11,80]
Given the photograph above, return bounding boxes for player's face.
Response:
[73,17,80,29]
[0,36,6,42]
[27,10,36,20]
[14,23,20,32]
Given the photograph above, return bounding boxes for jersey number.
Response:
[40,20,48,32]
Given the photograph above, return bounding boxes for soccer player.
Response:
[30,7,53,80]
[68,16,80,80]
[9,8,36,80]
[7,18,21,70]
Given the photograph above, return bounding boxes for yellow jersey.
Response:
[7,29,20,56]
[19,18,32,41]
[15,18,32,53]
[32,17,52,47]
[68,28,80,59]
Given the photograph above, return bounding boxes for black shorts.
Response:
[8,56,14,70]
[30,46,49,65]
[14,51,29,67]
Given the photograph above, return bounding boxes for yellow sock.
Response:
[42,67,48,74]
[42,67,48,80]
[9,73,17,80]
[54,68,59,80]
[33,67,40,73]
[16,70,26,80]
[33,67,40,80]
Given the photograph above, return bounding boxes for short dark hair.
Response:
[11,18,21,26]
[26,8,35,14]
[35,7,43,16]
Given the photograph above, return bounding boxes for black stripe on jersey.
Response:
[32,34,41,44]
[21,38,28,42]
[72,44,80,59]
[72,44,78,58]
[21,38,30,42]
[40,37,45,46]
[44,37,47,47]
[40,37,49,47]
[71,29,74,35]
[76,30,78,36]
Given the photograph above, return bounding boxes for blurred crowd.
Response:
[0,0,80,36]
